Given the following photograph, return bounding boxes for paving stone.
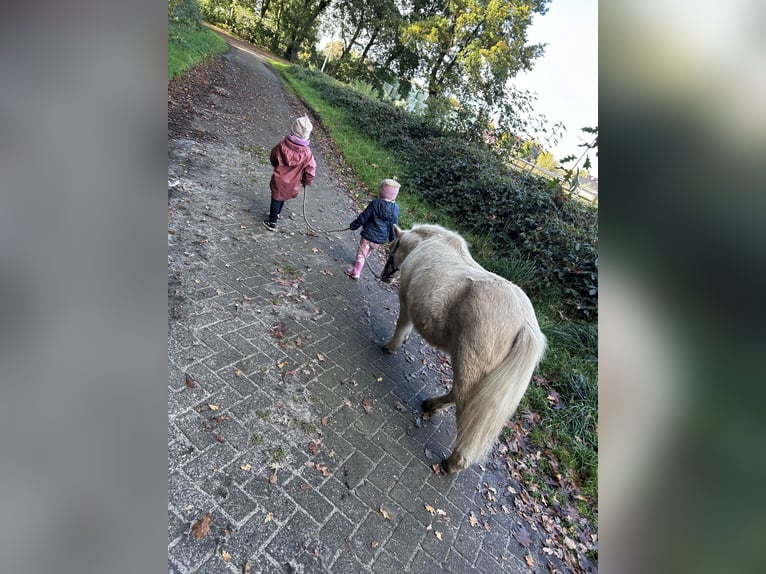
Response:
[410,548,448,574]
[264,509,320,565]
[319,478,370,525]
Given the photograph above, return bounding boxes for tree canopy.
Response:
[197,0,550,136]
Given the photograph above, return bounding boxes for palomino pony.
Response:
[381,224,547,473]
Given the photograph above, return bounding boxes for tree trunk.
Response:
[359,29,379,62]
[283,0,332,61]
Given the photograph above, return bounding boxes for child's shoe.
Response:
[344,268,359,280]
[263,220,277,231]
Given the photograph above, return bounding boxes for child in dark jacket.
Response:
[346,179,401,279]
[263,116,317,231]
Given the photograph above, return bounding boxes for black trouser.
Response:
[268,199,284,224]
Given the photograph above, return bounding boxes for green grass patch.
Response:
[168,21,228,80]
[249,432,263,446]
[241,143,270,162]
[268,447,287,463]
[255,409,271,421]
[294,420,318,435]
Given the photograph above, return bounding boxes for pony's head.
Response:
[381,224,452,283]
[381,225,405,283]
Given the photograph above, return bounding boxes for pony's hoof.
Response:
[382,343,397,354]
[443,454,467,474]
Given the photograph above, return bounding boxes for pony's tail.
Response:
[452,323,548,469]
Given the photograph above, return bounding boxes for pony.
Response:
[381,224,547,473]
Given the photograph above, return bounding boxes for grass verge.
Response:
[168,21,228,80]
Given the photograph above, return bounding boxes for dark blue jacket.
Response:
[350,199,399,244]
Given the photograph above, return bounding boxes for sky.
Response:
[512,0,598,177]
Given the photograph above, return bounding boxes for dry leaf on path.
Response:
[379,505,394,520]
[191,513,212,539]
[221,549,232,562]
[468,513,478,527]
[361,399,374,414]
[513,525,532,548]
[184,374,196,388]
[525,554,535,567]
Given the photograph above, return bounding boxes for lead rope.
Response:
[301,184,352,235]
[300,185,389,280]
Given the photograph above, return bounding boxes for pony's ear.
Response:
[393,224,403,238]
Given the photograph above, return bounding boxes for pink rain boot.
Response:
[345,260,364,279]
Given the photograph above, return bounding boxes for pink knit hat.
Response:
[379,178,401,200]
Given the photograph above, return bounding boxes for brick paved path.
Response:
[168,33,563,574]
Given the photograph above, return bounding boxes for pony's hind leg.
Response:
[383,300,413,353]
[422,391,454,415]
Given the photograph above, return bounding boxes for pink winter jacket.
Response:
[269,134,317,201]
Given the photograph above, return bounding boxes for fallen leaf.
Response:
[426,524,433,531]
[300,482,311,491]
[525,554,535,567]
[376,377,383,382]
[316,353,325,362]
[309,441,319,455]
[234,369,244,377]
[240,463,252,471]
[431,462,443,475]
[468,513,478,528]
[436,509,447,517]
[321,417,328,426]
[425,504,436,515]
[264,512,273,524]
[379,505,393,520]
[216,434,226,443]
[371,541,379,548]
[277,360,287,369]
[221,549,232,562]
[563,536,577,550]
[314,464,329,476]
[208,404,220,411]
[361,399,373,414]
[328,449,335,458]
[435,531,443,541]
[191,513,212,539]
[243,562,251,573]
[184,374,196,388]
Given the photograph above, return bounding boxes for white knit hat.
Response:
[291,116,313,140]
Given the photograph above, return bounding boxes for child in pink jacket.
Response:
[263,116,317,231]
